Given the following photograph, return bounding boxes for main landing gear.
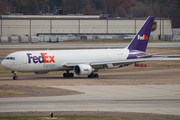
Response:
[88,73,99,78]
[63,71,74,78]
[12,71,18,80]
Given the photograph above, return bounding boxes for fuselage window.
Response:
[5,57,15,60]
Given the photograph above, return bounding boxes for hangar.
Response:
[0,15,172,41]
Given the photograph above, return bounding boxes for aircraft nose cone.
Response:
[1,60,7,68]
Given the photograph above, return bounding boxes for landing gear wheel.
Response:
[63,73,67,78]
[88,73,99,78]
[94,73,99,78]
[63,72,74,78]
[13,76,18,80]
[70,73,74,78]
[12,71,18,80]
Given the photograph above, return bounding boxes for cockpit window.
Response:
[5,57,15,60]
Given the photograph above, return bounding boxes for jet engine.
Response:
[74,64,94,75]
[34,71,49,74]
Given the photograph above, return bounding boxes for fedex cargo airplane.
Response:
[1,16,170,80]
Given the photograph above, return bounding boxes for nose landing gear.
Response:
[13,75,18,80]
[12,71,18,80]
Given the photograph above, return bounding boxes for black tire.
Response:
[70,73,74,78]
[94,73,99,78]
[90,74,94,78]
[88,75,91,78]
[63,73,67,78]
[67,73,70,78]
[13,76,18,80]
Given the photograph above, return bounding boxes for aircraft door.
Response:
[21,55,29,70]
[23,55,27,64]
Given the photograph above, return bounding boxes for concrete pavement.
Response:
[0,85,180,115]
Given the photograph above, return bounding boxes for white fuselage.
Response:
[2,49,129,72]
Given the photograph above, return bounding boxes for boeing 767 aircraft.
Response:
[1,16,176,80]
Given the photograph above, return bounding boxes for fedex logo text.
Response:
[138,35,148,40]
[27,53,55,64]
[84,68,90,71]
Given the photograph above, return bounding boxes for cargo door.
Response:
[21,55,29,70]
[23,55,27,64]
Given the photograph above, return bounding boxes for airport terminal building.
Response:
[0,15,173,42]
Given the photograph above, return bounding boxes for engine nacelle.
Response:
[34,71,49,74]
[74,64,93,75]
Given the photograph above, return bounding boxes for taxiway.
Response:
[0,68,180,116]
[0,85,180,115]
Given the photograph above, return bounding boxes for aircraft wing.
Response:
[90,57,163,66]
[64,57,163,67]
[151,50,177,55]
[153,55,180,61]
[91,56,180,66]
[151,51,180,61]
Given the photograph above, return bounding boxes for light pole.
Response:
[43,5,44,14]
[14,7,16,15]
[48,6,49,14]
[159,4,161,40]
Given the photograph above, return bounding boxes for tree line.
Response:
[0,0,180,27]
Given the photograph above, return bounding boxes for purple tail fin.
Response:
[127,16,155,52]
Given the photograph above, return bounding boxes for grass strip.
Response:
[0,89,25,96]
